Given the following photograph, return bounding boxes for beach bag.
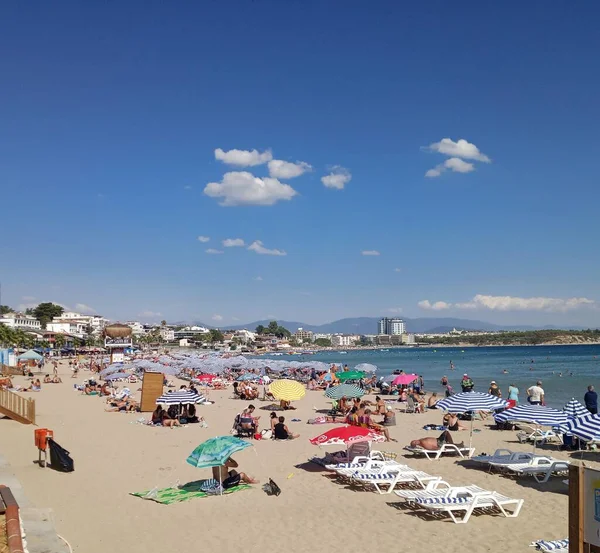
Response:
[263,478,281,496]
[261,429,273,439]
[48,439,75,472]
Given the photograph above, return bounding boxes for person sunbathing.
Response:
[52,375,62,383]
[345,406,359,426]
[25,379,42,391]
[427,393,439,409]
[273,416,299,440]
[443,413,468,431]
[212,457,258,489]
[100,383,112,396]
[360,408,395,442]
[374,396,386,415]
[410,430,465,451]
[241,405,260,432]
[151,405,181,427]
[280,399,295,410]
[105,399,138,412]
[269,411,278,431]
[43,374,53,383]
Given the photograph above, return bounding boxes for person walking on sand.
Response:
[212,457,258,489]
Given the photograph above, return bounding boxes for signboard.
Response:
[104,337,132,347]
[585,468,600,547]
[111,351,125,363]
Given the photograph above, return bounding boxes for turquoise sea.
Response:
[262,345,600,409]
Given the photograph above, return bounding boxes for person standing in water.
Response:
[450,361,455,371]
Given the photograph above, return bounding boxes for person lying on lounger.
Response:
[410,431,465,451]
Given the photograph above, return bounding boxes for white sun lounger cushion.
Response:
[415,496,471,505]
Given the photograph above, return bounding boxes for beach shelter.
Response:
[324,384,365,400]
[436,391,508,448]
[186,436,252,495]
[391,373,418,387]
[310,426,385,446]
[337,371,365,382]
[18,349,43,361]
[269,379,305,402]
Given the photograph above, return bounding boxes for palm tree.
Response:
[54,334,66,350]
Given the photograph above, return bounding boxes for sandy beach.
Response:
[2,360,585,553]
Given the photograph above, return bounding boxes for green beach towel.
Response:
[130,480,250,504]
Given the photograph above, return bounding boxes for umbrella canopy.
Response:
[156,390,204,405]
[18,349,43,361]
[186,436,251,469]
[269,379,306,402]
[337,371,365,382]
[105,372,132,380]
[310,426,385,446]
[195,374,217,382]
[494,404,568,426]
[354,363,377,373]
[436,391,508,413]
[558,413,600,441]
[324,384,365,400]
[237,373,260,382]
[391,373,418,386]
[563,398,589,419]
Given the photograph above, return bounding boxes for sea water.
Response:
[267,344,600,409]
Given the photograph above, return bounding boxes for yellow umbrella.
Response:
[269,379,306,402]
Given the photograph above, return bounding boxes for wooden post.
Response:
[570,465,585,553]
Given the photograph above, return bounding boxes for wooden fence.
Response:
[0,388,36,424]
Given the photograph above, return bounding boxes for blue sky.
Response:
[1,1,599,327]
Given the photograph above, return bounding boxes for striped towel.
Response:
[533,539,569,551]
[200,479,223,494]
[415,496,470,505]
[333,463,363,469]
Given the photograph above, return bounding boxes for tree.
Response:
[0,305,14,315]
[160,320,167,327]
[54,334,66,349]
[33,302,64,329]
[24,308,34,315]
[267,320,279,335]
[209,329,224,343]
[276,325,291,338]
[255,324,265,335]
[314,338,332,347]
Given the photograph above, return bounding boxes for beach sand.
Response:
[2,361,586,552]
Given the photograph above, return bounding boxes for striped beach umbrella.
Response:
[558,413,600,442]
[186,436,252,469]
[325,384,365,400]
[494,404,568,426]
[563,398,589,419]
[269,379,306,402]
[436,391,508,413]
[156,390,205,405]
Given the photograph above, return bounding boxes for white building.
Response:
[50,312,109,335]
[378,317,405,335]
[331,334,360,347]
[174,326,210,340]
[313,333,332,341]
[125,321,147,336]
[233,329,256,344]
[0,314,41,330]
[160,327,175,341]
[46,320,87,337]
[293,327,314,343]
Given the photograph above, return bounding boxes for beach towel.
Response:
[130,480,251,504]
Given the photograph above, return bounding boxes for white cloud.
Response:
[247,240,287,256]
[418,300,451,310]
[138,310,162,318]
[212,314,223,321]
[75,303,96,314]
[222,238,245,247]
[394,268,402,273]
[321,166,351,190]
[361,250,380,256]
[425,138,491,163]
[254,276,263,281]
[268,159,312,179]
[387,307,403,314]
[197,236,210,243]
[205,248,224,254]
[418,294,597,312]
[425,157,475,178]
[204,171,297,206]
[214,148,272,167]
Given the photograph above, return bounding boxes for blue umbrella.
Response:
[105,372,132,381]
[494,404,568,426]
[156,390,204,405]
[558,413,600,442]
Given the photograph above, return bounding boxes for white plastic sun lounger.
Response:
[352,469,441,494]
[413,490,524,524]
[488,455,558,470]
[404,444,475,460]
[394,480,489,502]
[529,538,569,551]
[503,460,571,483]
[517,427,563,445]
[334,461,410,478]
[471,449,541,465]
[325,451,386,471]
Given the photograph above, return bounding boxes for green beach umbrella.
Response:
[337,371,365,382]
[186,436,252,469]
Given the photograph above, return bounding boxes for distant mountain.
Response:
[188,316,545,334]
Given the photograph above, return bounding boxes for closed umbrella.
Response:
[325,384,365,400]
[269,379,306,402]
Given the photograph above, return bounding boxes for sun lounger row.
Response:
[404,443,475,460]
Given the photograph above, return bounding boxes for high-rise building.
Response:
[377,317,406,335]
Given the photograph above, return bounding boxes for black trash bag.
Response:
[48,438,74,472]
[262,478,281,496]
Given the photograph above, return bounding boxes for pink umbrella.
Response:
[391,373,418,386]
[194,374,217,382]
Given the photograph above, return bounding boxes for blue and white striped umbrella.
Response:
[156,390,204,405]
[494,404,568,426]
[435,391,508,413]
[557,413,600,442]
[563,398,589,419]
[105,372,132,381]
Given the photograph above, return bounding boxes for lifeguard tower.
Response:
[103,323,132,363]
